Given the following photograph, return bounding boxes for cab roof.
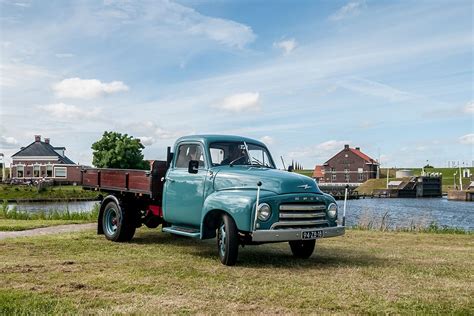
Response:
[175,135,267,147]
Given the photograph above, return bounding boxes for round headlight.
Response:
[257,203,272,221]
[327,203,338,219]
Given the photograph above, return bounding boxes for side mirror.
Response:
[287,165,294,172]
[188,160,199,174]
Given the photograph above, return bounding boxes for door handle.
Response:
[165,177,175,183]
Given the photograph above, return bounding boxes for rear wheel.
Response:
[102,201,136,242]
[217,214,239,266]
[289,240,316,258]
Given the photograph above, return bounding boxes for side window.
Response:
[175,144,205,168]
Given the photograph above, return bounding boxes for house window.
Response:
[54,167,67,178]
[345,174,350,182]
[358,173,364,181]
[332,174,337,181]
[46,165,53,177]
[344,168,349,173]
[358,168,363,173]
[17,165,24,178]
[331,168,336,173]
[33,165,40,177]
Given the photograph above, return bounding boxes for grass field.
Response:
[1,228,472,314]
[0,219,94,231]
[0,184,98,200]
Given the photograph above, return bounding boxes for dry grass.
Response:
[1,228,473,314]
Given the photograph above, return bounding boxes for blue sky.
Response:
[0,0,472,168]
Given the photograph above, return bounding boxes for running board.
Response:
[162,226,201,238]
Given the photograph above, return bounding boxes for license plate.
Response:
[302,230,323,240]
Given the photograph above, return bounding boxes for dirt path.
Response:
[0,223,95,240]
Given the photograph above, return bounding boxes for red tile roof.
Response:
[312,165,324,178]
[349,148,377,163]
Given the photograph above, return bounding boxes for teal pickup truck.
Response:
[83,135,345,265]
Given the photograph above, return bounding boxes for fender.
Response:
[97,195,121,235]
[200,190,275,239]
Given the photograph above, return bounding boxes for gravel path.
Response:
[0,223,95,240]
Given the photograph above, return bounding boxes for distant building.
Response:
[314,144,379,183]
[10,135,82,184]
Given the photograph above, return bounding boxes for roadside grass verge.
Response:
[0,219,93,231]
[1,228,472,314]
[0,184,98,200]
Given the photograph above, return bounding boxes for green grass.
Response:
[0,219,93,231]
[0,184,98,200]
[0,228,472,314]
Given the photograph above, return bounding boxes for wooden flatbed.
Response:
[82,160,168,201]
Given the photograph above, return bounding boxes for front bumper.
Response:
[251,225,345,242]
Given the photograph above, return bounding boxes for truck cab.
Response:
[87,135,344,266]
[161,135,344,265]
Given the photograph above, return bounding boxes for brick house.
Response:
[314,144,379,183]
[10,135,82,184]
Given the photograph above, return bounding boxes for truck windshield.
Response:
[209,142,275,168]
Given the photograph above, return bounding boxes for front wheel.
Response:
[217,214,239,266]
[289,240,316,258]
[102,201,136,242]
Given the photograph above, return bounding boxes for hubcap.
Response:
[218,223,226,257]
[104,207,118,236]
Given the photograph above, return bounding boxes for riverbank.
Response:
[1,229,472,314]
[0,184,98,201]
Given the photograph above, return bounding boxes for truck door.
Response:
[163,143,207,228]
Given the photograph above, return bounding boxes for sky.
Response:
[0,0,473,169]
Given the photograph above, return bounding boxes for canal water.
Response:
[337,198,473,231]
[7,198,473,231]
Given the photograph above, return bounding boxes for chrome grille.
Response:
[272,203,328,230]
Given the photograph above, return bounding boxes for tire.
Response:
[217,214,239,266]
[289,240,316,259]
[102,201,136,242]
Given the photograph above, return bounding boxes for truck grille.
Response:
[272,203,329,230]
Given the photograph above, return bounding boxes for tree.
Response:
[92,131,149,169]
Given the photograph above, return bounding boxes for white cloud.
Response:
[288,140,350,161]
[0,63,51,87]
[138,136,154,146]
[52,78,129,99]
[337,77,412,102]
[38,103,101,120]
[459,134,474,145]
[274,39,297,55]
[102,0,256,49]
[260,136,275,145]
[55,53,75,58]
[464,101,474,113]
[0,136,19,149]
[217,92,260,113]
[329,0,365,21]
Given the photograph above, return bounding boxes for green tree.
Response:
[92,131,149,169]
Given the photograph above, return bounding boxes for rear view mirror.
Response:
[188,160,199,174]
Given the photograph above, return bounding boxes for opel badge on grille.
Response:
[298,184,311,190]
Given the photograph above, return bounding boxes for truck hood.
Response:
[212,166,323,195]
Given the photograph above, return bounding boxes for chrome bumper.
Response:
[251,226,345,242]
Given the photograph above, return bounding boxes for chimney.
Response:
[44,138,50,144]
[344,144,349,150]
[355,147,360,151]
[34,135,41,142]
